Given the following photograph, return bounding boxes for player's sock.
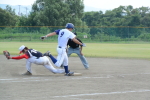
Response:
[49,54,57,64]
[64,66,69,73]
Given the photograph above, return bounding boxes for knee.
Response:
[55,63,61,67]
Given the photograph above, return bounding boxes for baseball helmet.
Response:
[65,23,74,29]
[19,45,26,54]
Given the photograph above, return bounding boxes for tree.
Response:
[5,5,16,15]
[139,7,150,17]
[83,11,103,26]
[31,0,84,26]
[141,13,150,27]
[0,6,18,26]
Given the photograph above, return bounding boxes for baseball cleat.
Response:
[43,51,51,56]
[65,72,74,76]
[60,64,64,68]
[22,71,32,75]
[85,67,89,70]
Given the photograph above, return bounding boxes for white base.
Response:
[74,73,82,76]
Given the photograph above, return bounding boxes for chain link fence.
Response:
[0,26,150,42]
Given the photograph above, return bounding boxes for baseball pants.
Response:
[67,47,89,69]
[26,56,65,73]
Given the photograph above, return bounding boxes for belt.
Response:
[36,56,43,59]
[58,46,66,49]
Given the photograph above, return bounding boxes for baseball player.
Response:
[41,23,86,76]
[67,32,89,69]
[3,45,65,75]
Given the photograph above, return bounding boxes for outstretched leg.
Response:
[75,47,89,69]
[44,50,74,76]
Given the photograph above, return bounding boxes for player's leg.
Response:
[63,52,74,76]
[54,48,66,67]
[44,48,64,67]
[63,52,69,73]
[49,54,57,64]
[22,59,32,75]
[54,48,73,75]
[44,51,57,64]
[43,57,65,74]
[75,48,89,69]
[44,48,73,76]
[67,47,73,57]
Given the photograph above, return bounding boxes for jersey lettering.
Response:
[60,32,64,37]
[28,49,43,58]
[30,49,37,53]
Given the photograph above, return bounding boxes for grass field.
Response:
[1,42,150,59]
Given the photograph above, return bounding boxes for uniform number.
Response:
[60,32,64,37]
[31,49,37,53]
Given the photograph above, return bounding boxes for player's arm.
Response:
[66,45,68,52]
[79,45,83,55]
[40,32,57,40]
[72,38,86,47]
[78,39,83,55]
[72,38,83,46]
[46,32,57,37]
[66,40,70,52]
[41,29,61,40]
[10,54,29,60]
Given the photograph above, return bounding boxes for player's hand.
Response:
[7,56,11,59]
[40,36,47,40]
[81,43,86,47]
[80,52,83,55]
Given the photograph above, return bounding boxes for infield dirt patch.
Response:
[0,55,150,100]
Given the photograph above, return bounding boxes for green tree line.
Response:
[0,0,150,42]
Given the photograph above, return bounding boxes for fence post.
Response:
[128,26,129,41]
[11,36,12,41]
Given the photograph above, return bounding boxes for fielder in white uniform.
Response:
[6,45,65,75]
[41,23,85,76]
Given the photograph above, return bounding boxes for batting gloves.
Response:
[81,43,86,47]
[40,36,47,40]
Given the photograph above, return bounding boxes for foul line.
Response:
[0,73,150,83]
[53,89,150,98]
[0,76,110,83]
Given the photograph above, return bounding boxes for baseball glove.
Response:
[3,51,11,59]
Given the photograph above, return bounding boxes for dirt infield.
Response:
[0,55,150,100]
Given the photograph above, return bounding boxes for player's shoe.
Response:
[85,67,89,70]
[43,51,51,56]
[22,71,32,75]
[60,64,63,68]
[65,72,74,76]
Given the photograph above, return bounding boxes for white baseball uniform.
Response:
[54,29,76,67]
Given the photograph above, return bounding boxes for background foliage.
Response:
[0,0,150,42]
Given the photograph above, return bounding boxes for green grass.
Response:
[85,43,150,59]
[1,42,150,60]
